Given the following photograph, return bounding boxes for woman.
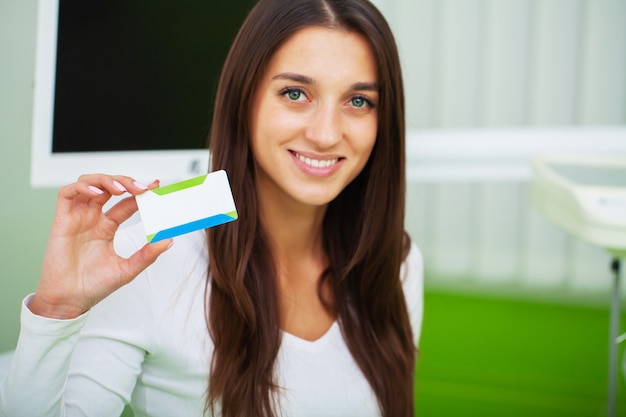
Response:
[0,0,423,416]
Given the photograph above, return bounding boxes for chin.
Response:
[295,189,342,207]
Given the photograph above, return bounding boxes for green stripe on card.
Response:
[149,174,207,196]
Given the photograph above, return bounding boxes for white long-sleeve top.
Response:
[0,222,423,417]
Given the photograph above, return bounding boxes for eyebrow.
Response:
[351,82,379,92]
[272,72,379,92]
[272,72,314,84]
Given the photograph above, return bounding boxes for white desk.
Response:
[531,155,626,417]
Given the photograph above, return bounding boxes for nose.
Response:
[304,103,342,149]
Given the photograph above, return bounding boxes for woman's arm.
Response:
[1,268,156,416]
[0,175,170,416]
[0,297,89,417]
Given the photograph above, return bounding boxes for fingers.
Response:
[146,179,161,190]
[121,239,174,282]
[56,175,156,214]
[78,174,152,196]
[60,174,153,198]
[105,179,160,226]
[105,196,139,226]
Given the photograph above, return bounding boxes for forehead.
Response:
[265,26,378,83]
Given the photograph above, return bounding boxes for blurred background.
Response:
[1,0,625,416]
[373,1,626,416]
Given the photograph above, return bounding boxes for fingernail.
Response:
[133,181,148,190]
[113,180,127,192]
[88,185,104,195]
[166,240,174,250]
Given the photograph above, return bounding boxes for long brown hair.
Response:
[206,0,415,416]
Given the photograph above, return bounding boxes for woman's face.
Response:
[250,26,378,208]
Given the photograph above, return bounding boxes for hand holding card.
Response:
[136,170,238,243]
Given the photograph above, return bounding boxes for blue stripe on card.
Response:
[148,213,238,243]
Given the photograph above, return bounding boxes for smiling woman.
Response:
[208,1,420,415]
[0,1,423,417]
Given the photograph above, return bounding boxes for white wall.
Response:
[373,0,626,129]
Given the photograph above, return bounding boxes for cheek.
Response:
[351,117,378,155]
[253,103,300,146]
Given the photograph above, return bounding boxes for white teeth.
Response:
[295,153,338,168]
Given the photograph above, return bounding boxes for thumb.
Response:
[121,239,174,281]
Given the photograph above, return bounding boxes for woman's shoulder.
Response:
[76,219,210,383]
[402,240,424,285]
[83,220,209,342]
[401,240,424,345]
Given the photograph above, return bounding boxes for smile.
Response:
[292,151,340,168]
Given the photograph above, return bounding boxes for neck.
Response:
[257,185,327,271]
[255,174,336,340]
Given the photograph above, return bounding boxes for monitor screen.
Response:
[31,0,255,187]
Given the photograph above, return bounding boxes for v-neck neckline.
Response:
[281,321,340,352]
